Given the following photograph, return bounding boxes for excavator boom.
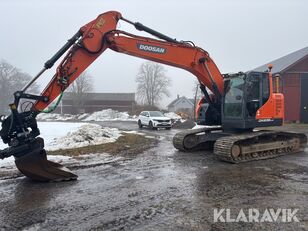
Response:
[34,12,224,112]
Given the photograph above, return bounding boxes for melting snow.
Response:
[0,122,123,170]
[47,124,121,151]
[164,112,182,120]
[0,156,15,168]
[164,112,187,124]
[39,122,85,146]
[36,109,188,124]
[83,109,137,122]
[37,113,77,121]
[37,109,137,122]
[192,124,221,129]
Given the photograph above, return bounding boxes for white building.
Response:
[167,95,195,115]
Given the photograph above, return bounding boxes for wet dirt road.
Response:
[0,122,307,230]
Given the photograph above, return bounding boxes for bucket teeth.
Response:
[15,149,77,182]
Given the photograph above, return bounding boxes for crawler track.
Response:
[214,131,307,163]
[172,127,223,151]
[173,128,307,163]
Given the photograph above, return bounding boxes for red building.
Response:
[254,47,308,123]
[55,92,136,114]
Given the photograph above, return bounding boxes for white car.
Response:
[138,111,172,129]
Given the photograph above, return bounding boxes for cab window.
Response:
[224,75,245,117]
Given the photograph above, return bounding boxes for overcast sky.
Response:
[1,0,307,107]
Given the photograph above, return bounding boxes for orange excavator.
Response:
[0,11,306,182]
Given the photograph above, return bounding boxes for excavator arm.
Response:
[0,11,224,182]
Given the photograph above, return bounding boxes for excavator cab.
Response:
[222,71,283,130]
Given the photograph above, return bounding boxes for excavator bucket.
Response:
[15,149,77,182]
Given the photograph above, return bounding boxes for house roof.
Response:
[63,92,135,101]
[167,96,194,108]
[188,98,195,105]
[253,46,308,73]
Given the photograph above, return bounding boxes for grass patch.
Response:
[46,133,157,157]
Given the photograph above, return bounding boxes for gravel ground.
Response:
[0,122,307,231]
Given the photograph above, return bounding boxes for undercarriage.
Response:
[173,127,307,163]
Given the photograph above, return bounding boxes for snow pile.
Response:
[83,109,136,122]
[37,109,137,122]
[76,113,89,120]
[164,112,188,125]
[0,122,123,151]
[192,124,221,129]
[0,122,124,171]
[164,112,182,120]
[39,122,86,147]
[0,122,86,150]
[0,156,15,169]
[47,123,122,151]
[37,113,78,121]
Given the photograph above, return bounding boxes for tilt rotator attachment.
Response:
[0,92,77,182]
[0,31,83,182]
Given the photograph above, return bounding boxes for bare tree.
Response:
[0,60,39,115]
[67,71,93,109]
[136,62,171,106]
